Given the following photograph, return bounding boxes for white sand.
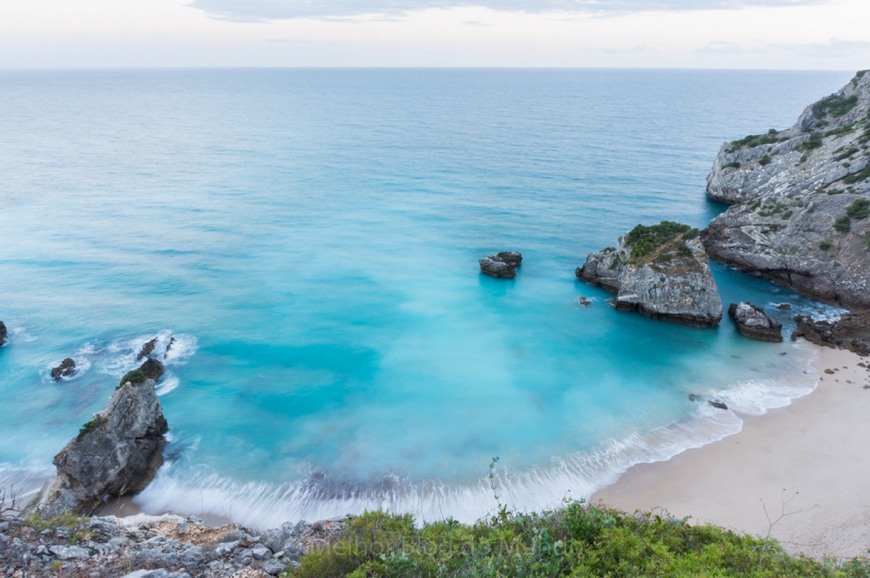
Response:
[593,345,870,560]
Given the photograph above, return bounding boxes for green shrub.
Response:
[723,161,741,169]
[834,216,852,233]
[118,369,147,388]
[624,221,697,261]
[844,166,870,184]
[727,130,785,151]
[819,240,833,251]
[846,198,870,219]
[286,504,870,578]
[798,132,823,151]
[77,415,108,440]
[759,155,773,166]
[813,94,859,119]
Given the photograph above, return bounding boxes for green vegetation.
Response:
[813,94,859,119]
[77,414,108,440]
[798,132,823,152]
[834,216,852,233]
[723,161,741,169]
[624,221,698,261]
[24,511,90,544]
[727,129,785,152]
[819,240,833,251]
[853,69,868,86]
[825,124,855,138]
[759,155,773,166]
[286,504,870,578]
[118,369,147,388]
[834,147,859,162]
[826,188,845,195]
[843,166,870,185]
[847,198,870,219]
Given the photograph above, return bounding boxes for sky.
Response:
[0,0,868,69]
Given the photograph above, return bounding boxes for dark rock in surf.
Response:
[728,302,783,342]
[51,358,77,381]
[0,321,7,346]
[137,337,158,361]
[138,357,165,382]
[480,251,523,279]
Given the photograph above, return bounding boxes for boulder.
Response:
[137,337,158,361]
[138,358,165,382]
[51,357,77,381]
[728,302,783,342]
[479,251,523,279]
[0,321,7,346]
[27,378,169,516]
[704,70,870,308]
[577,222,722,327]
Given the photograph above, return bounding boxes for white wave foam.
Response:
[99,330,197,378]
[156,374,180,396]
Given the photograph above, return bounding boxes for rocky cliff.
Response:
[704,70,870,308]
[577,221,723,327]
[28,376,168,517]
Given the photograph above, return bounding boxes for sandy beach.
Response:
[593,344,870,560]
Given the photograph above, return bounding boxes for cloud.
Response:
[188,0,829,22]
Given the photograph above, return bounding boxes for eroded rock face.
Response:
[27,378,168,517]
[479,251,523,279]
[791,311,870,356]
[728,302,783,342]
[51,358,77,381]
[704,70,870,308]
[577,222,723,327]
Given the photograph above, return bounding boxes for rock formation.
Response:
[137,337,158,361]
[704,70,870,308]
[480,251,523,279]
[728,302,783,342]
[0,321,7,346]
[27,376,168,517]
[138,357,165,382]
[50,358,77,381]
[577,221,723,327]
[791,311,870,356]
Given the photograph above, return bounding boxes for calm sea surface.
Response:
[0,69,852,526]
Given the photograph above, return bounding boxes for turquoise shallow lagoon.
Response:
[0,69,852,526]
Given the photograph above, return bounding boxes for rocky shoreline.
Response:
[0,511,345,577]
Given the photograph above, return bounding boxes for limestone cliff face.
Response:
[704,70,870,308]
[28,378,168,517]
[577,222,723,327]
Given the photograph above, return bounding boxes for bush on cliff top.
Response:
[286,503,870,578]
[624,221,698,261]
[117,369,147,389]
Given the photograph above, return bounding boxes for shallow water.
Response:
[0,68,851,526]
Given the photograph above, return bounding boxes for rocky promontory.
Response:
[704,70,870,308]
[27,373,169,517]
[577,221,723,327]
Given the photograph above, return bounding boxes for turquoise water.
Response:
[0,69,851,526]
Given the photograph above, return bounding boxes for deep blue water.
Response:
[0,68,852,526]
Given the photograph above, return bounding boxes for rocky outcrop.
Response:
[138,357,165,382]
[0,512,346,577]
[791,311,870,356]
[728,302,783,342]
[577,221,722,327]
[479,251,523,279]
[50,358,77,381]
[137,337,158,361]
[704,70,870,308]
[28,378,168,517]
[0,321,7,346]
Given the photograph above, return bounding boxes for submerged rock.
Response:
[577,222,722,327]
[704,70,870,308]
[28,378,168,516]
[479,251,523,279]
[0,321,7,346]
[728,302,783,342]
[50,357,77,381]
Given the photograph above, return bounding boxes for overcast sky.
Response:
[0,0,867,69]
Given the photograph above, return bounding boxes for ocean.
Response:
[0,68,852,527]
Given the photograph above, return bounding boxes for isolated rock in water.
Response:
[138,357,165,382]
[704,70,870,308]
[27,377,168,516]
[728,302,783,342]
[0,321,7,346]
[137,337,158,360]
[50,357,77,381]
[577,221,723,327]
[480,251,523,279]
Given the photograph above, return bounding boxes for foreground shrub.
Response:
[286,502,870,577]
